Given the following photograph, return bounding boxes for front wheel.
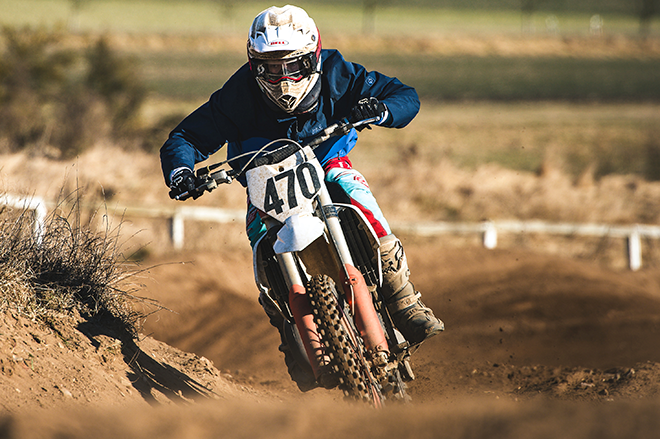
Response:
[307,274,384,407]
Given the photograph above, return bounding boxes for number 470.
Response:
[263,162,322,215]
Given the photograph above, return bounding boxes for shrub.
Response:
[141,112,186,153]
[85,37,147,138]
[0,26,147,159]
[0,26,75,152]
[0,194,148,336]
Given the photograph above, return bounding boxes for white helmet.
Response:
[247,5,322,114]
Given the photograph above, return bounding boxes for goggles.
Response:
[253,53,316,84]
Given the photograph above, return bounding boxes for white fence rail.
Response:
[3,194,658,271]
[391,220,653,271]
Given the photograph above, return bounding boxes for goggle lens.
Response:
[256,56,311,84]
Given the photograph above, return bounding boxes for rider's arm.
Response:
[159,101,230,186]
[160,64,257,186]
[360,70,420,129]
[322,50,420,129]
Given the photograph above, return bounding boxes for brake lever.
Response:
[351,115,382,130]
[209,169,233,185]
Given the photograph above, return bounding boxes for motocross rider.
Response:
[160,4,444,391]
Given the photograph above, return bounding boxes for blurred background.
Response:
[0,0,659,264]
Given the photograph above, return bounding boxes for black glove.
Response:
[349,97,387,124]
[169,168,198,199]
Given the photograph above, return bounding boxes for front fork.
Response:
[265,186,389,380]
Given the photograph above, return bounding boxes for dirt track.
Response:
[138,240,660,399]
[137,240,660,437]
[2,238,660,437]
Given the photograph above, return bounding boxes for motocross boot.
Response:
[379,234,444,344]
[259,292,320,392]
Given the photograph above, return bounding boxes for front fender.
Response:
[273,213,326,254]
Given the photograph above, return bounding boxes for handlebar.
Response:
[169,116,380,201]
[244,116,380,170]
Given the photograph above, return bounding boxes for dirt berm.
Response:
[2,238,660,438]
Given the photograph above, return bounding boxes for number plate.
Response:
[246,146,324,223]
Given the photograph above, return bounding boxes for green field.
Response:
[2,0,659,103]
[0,0,657,37]
[356,54,660,102]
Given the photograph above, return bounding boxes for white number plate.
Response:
[246,146,324,223]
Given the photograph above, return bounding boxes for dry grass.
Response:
[0,193,151,336]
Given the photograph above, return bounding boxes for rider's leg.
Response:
[324,157,444,344]
[379,234,444,344]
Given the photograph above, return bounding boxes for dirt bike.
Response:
[170,117,418,407]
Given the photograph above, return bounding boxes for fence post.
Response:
[0,194,47,245]
[483,221,498,249]
[33,202,47,246]
[4,194,660,270]
[628,227,642,271]
[171,212,184,250]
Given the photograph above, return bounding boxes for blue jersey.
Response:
[160,49,420,186]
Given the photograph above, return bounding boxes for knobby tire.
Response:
[307,274,384,407]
